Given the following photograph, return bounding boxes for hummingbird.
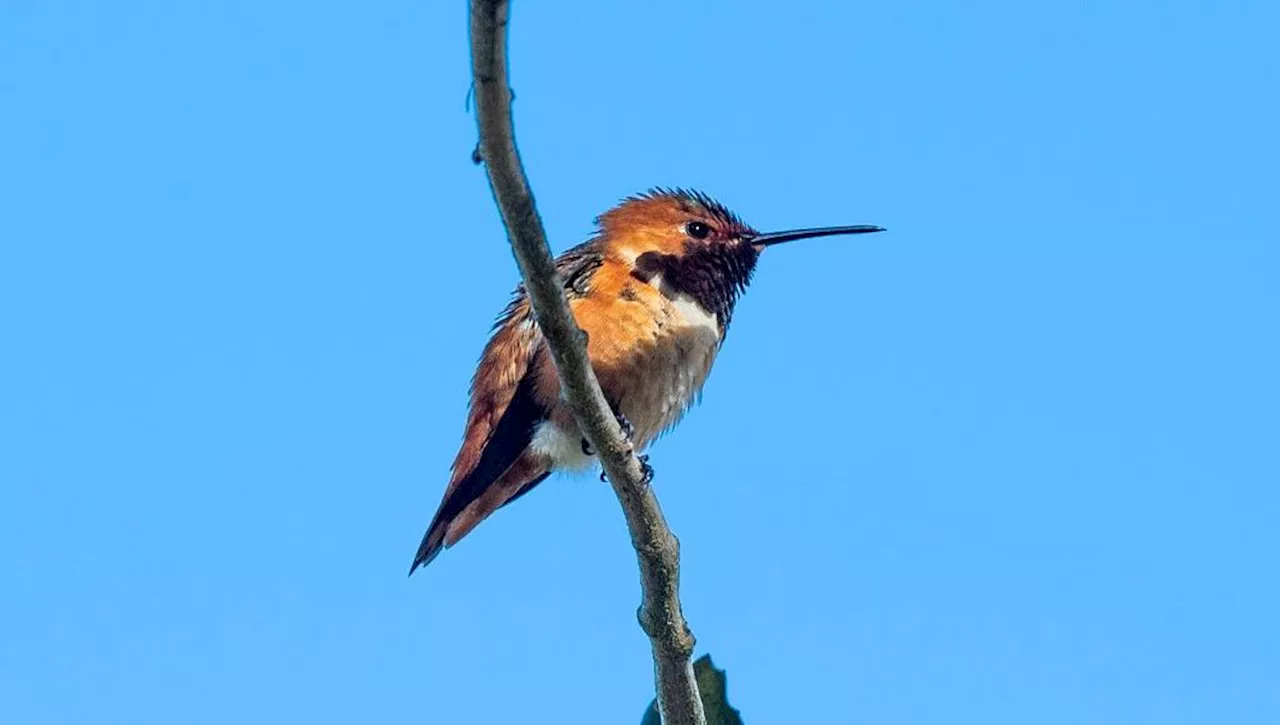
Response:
[410,188,883,573]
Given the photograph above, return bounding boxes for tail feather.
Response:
[410,370,550,575]
[409,522,448,575]
[409,458,551,575]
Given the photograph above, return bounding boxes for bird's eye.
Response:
[685,221,712,240]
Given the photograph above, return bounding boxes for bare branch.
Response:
[468,2,706,723]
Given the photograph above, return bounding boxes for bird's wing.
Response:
[411,241,603,572]
[446,241,603,493]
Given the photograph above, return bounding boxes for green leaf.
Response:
[641,654,744,724]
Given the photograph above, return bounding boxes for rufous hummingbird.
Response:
[410,188,883,573]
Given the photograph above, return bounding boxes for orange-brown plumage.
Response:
[410,189,883,573]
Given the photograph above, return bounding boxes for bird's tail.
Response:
[409,453,551,575]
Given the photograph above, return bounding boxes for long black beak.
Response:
[748,224,885,247]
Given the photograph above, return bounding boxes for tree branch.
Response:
[468,2,705,723]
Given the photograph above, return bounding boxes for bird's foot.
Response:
[601,455,654,484]
[638,454,654,485]
[614,411,636,442]
[582,412,636,457]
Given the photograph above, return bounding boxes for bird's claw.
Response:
[599,455,654,485]
[615,411,635,442]
[593,411,646,482]
[637,454,654,484]
[582,413,635,457]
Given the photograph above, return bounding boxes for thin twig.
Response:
[468,2,706,723]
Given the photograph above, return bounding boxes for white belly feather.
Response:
[644,290,721,439]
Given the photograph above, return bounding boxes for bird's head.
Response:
[597,187,882,260]
[592,189,883,323]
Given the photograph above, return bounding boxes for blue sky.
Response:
[2,1,1276,723]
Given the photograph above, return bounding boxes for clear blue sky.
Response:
[2,2,1276,723]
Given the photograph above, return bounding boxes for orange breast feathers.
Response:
[546,255,724,448]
